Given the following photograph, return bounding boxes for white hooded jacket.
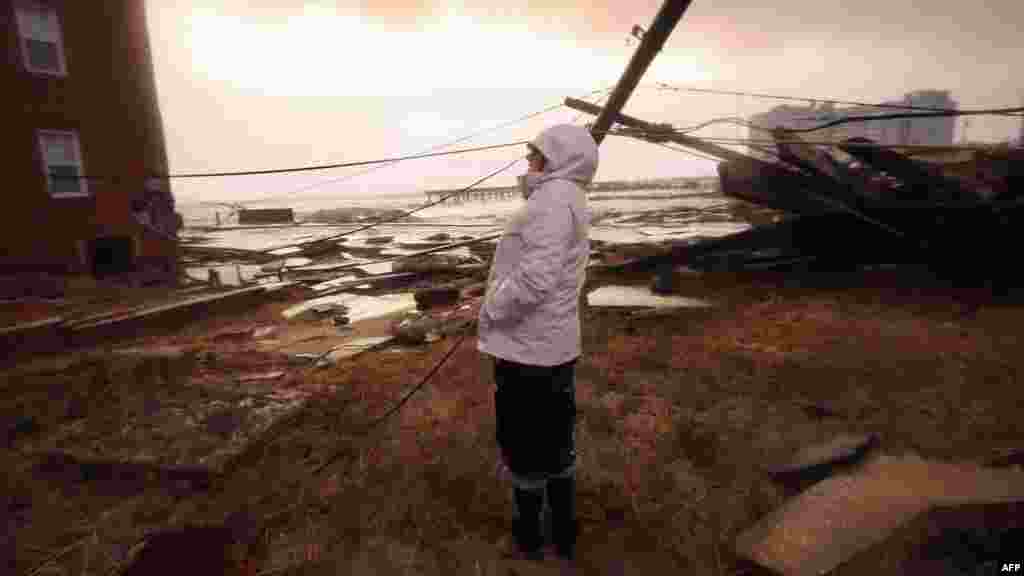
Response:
[477,124,598,366]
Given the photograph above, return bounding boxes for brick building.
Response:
[2,0,178,279]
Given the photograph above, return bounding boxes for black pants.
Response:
[493,357,578,558]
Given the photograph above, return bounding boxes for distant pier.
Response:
[424,187,516,205]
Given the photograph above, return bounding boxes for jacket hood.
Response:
[531,124,599,186]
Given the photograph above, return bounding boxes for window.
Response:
[37,130,88,198]
[14,3,66,76]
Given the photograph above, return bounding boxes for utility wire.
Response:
[603,130,1019,151]
[781,106,1024,134]
[652,82,1024,117]
[45,141,527,183]
[311,328,473,477]
[650,141,724,163]
[255,86,613,203]
[257,156,522,255]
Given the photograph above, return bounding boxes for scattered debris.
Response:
[392,254,464,274]
[23,381,308,489]
[461,282,486,298]
[67,286,274,347]
[317,336,396,366]
[251,326,279,340]
[414,285,461,310]
[282,293,416,322]
[391,312,442,345]
[237,371,286,383]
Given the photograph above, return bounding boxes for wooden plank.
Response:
[839,137,974,202]
[0,315,64,336]
[717,157,833,214]
[67,287,266,331]
[736,453,1024,576]
[65,286,273,349]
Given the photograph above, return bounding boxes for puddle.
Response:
[282,293,416,322]
[586,286,713,308]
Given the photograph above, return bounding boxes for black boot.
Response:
[512,487,544,559]
[546,476,578,560]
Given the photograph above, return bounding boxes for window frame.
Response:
[37,129,90,199]
[13,2,68,77]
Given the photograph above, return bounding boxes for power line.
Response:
[245,86,614,204]
[312,328,473,477]
[254,88,612,203]
[257,156,522,255]
[46,140,528,183]
[781,107,1024,134]
[604,129,1021,151]
[652,82,1024,117]
[650,141,723,163]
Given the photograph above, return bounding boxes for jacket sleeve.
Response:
[483,199,569,324]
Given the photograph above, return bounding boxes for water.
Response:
[179,186,749,250]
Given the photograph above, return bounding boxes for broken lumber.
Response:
[717,157,834,215]
[66,286,272,347]
[839,137,975,203]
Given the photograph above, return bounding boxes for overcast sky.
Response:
[145,0,1024,207]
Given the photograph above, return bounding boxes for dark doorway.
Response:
[90,236,134,278]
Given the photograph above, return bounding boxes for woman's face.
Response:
[526,145,546,172]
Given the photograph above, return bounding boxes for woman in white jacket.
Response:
[478,124,598,565]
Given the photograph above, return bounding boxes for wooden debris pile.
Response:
[669,139,1023,277]
[566,98,1023,281]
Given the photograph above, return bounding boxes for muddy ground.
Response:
[4,264,1023,575]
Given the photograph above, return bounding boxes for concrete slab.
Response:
[587,286,713,309]
[282,293,416,322]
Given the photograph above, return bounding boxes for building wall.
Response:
[1,0,174,275]
[749,90,958,150]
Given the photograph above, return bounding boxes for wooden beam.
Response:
[839,137,974,203]
[566,97,753,163]
[589,0,695,145]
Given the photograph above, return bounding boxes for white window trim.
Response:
[37,129,90,199]
[13,2,68,78]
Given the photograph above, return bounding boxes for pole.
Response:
[566,97,752,163]
[590,0,695,146]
